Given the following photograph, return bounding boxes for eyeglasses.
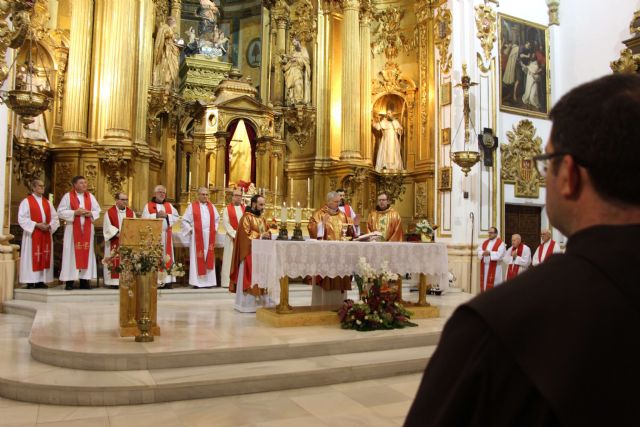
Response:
[533,152,590,178]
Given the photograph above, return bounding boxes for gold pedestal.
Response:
[257,306,341,327]
[276,276,293,314]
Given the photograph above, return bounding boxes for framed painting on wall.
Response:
[438,167,452,191]
[440,82,451,106]
[440,127,451,145]
[498,14,550,118]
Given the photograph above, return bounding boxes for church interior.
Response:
[0,0,638,425]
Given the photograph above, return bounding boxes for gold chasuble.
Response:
[307,206,353,291]
[229,212,269,296]
[366,208,404,242]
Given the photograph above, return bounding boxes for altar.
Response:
[252,240,448,326]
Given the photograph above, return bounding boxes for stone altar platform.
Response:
[0,287,472,406]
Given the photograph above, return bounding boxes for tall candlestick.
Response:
[281,202,287,223]
[295,202,301,223]
[289,177,293,206]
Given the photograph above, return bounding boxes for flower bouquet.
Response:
[339,258,417,331]
[415,219,434,242]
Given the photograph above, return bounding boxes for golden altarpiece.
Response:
[6,0,445,274]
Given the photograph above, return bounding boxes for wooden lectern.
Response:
[118,218,164,337]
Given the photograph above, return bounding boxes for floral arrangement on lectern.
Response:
[338,258,416,331]
[103,229,185,277]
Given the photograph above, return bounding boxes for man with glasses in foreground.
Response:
[103,192,135,289]
[405,74,640,426]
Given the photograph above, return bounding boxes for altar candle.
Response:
[188,171,192,187]
[206,172,210,185]
[223,173,226,188]
[281,202,287,223]
[307,177,311,195]
[295,202,301,223]
[289,177,293,204]
[275,176,278,195]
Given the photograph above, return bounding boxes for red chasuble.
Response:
[506,244,525,280]
[69,191,92,269]
[192,201,216,276]
[226,203,245,230]
[480,238,503,292]
[147,201,174,269]
[27,195,52,272]
[107,206,134,278]
[537,240,556,264]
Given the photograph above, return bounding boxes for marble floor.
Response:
[0,373,423,427]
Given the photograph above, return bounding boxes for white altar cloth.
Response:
[252,240,449,302]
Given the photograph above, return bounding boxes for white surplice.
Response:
[57,192,101,282]
[504,244,532,277]
[338,205,360,237]
[477,238,506,289]
[18,195,60,284]
[181,202,220,287]
[221,204,244,288]
[141,201,179,284]
[103,207,136,286]
[234,259,275,313]
[532,239,562,267]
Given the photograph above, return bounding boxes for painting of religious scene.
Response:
[498,14,550,118]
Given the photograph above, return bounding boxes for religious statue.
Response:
[152,17,180,92]
[282,38,311,106]
[14,63,49,142]
[373,112,403,171]
[197,0,219,35]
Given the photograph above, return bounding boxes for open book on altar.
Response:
[354,231,384,242]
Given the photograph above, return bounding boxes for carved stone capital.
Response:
[99,148,130,196]
[283,105,316,151]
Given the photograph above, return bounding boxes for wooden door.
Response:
[504,204,541,250]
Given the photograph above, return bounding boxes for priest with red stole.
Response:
[336,188,360,237]
[221,187,245,288]
[58,175,101,290]
[477,226,506,292]
[18,179,59,289]
[229,194,273,312]
[103,192,135,288]
[181,187,220,288]
[504,233,532,280]
[532,229,562,266]
[142,185,179,288]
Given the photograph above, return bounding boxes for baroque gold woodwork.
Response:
[474,3,497,66]
[611,49,640,74]
[284,105,316,151]
[376,172,406,204]
[433,5,452,74]
[100,148,129,197]
[289,0,316,43]
[631,10,640,36]
[12,141,48,185]
[414,181,428,217]
[53,161,74,203]
[500,120,545,198]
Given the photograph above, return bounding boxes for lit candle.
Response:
[281,202,287,223]
[206,172,210,185]
[223,173,226,188]
[295,202,301,224]
[289,177,293,204]
[307,177,311,195]
[188,171,192,187]
[275,176,278,195]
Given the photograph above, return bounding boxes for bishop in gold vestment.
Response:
[229,194,273,312]
[307,192,354,306]
[366,192,404,242]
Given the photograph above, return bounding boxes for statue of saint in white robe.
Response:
[373,116,404,171]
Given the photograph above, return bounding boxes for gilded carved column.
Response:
[359,3,372,164]
[340,0,362,160]
[214,131,228,189]
[272,2,289,106]
[102,0,137,143]
[171,0,181,34]
[134,0,154,146]
[62,0,93,143]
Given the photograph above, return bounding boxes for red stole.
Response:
[343,204,352,219]
[506,244,525,280]
[192,201,216,275]
[107,206,134,278]
[147,201,174,269]
[69,191,92,269]
[537,240,556,264]
[27,195,52,272]
[480,238,502,292]
[226,204,245,230]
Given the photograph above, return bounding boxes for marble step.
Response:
[0,320,435,406]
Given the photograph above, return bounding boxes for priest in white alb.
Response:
[336,188,360,237]
[142,185,179,288]
[477,226,506,292]
[532,229,562,267]
[504,233,532,280]
[18,179,59,289]
[221,188,245,288]
[181,187,220,288]
[103,192,135,288]
[58,175,101,290]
